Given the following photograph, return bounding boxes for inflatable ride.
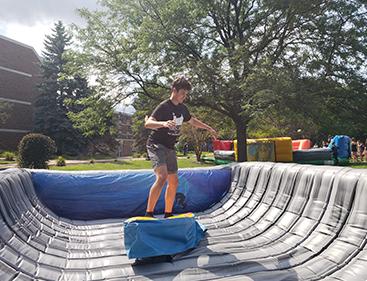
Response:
[1,163,367,280]
[292,139,312,150]
[212,135,351,166]
[210,137,293,164]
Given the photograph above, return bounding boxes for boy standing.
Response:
[144,77,217,218]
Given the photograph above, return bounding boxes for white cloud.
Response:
[2,22,54,56]
[0,0,101,55]
[0,0,136,113]
[0,0,100,25]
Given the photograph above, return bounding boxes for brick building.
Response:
[0,35,41,151]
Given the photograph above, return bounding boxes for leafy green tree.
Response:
[131,92,235,155]
[66,92,116,138]
[63,48,119,154]
[131,93,164,154]
[180,123,210,162]
[179,106,235,161]
[76,0,367,161]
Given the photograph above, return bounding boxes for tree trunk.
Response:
[235,120,247,162]
[194,145,202,162]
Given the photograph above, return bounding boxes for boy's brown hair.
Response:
[172,76,192,91]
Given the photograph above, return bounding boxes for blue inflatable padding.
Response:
[31,167,231,220]
[124,217,206,259]
[329,135,351,159]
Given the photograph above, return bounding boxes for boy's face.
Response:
[173,88,189,104]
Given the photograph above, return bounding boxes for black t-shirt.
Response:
[147,99,191,149]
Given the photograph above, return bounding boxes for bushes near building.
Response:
[18,134,56,169]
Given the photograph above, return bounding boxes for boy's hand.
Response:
[208,127,218,140]
[163,120,176,129]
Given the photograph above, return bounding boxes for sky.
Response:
[0,0,101,55]
[0,0,135,114]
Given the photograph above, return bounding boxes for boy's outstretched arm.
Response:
[188,117,218,139]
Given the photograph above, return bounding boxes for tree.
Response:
[76,0,367,161]
[66,92,116,138]
[64,48,119,155]
[130,94,160,154]
[131,93,235,155]
[180,123,210,162]
[179,106,235,161]
[34,21,90,155]
[66,87,118,156]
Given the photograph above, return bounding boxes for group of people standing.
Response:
[351,138,366,162]
[317,136,366,163]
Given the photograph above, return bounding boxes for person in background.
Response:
[322,140,329,148]
[358,140,365,162]
[351,138,358,162]
[331,142,339,165]
[183,142,189,156]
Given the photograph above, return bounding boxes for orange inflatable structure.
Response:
[292,139,312,151]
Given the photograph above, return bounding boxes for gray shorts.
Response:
[146,144,178,174]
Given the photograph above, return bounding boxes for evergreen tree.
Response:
[34,21,88,155]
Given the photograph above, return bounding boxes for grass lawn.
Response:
[51,157,215,171]
[0,160,16,165]
[58,154,119,160]
[350,163,367,169]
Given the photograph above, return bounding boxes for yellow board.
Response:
[168,212,194,219]
[125,216,157,223]
[126,213,194,223]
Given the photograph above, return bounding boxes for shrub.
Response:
[3,151,16,161]
[56,156,66,166]
[18,133,56,169]
[132,152,143,158]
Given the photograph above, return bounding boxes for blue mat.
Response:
[31,167,231,219]
[124,214,206,259]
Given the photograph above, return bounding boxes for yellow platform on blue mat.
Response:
[126,212,194,223]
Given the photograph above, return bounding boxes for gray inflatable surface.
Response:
[1,163,367,280]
